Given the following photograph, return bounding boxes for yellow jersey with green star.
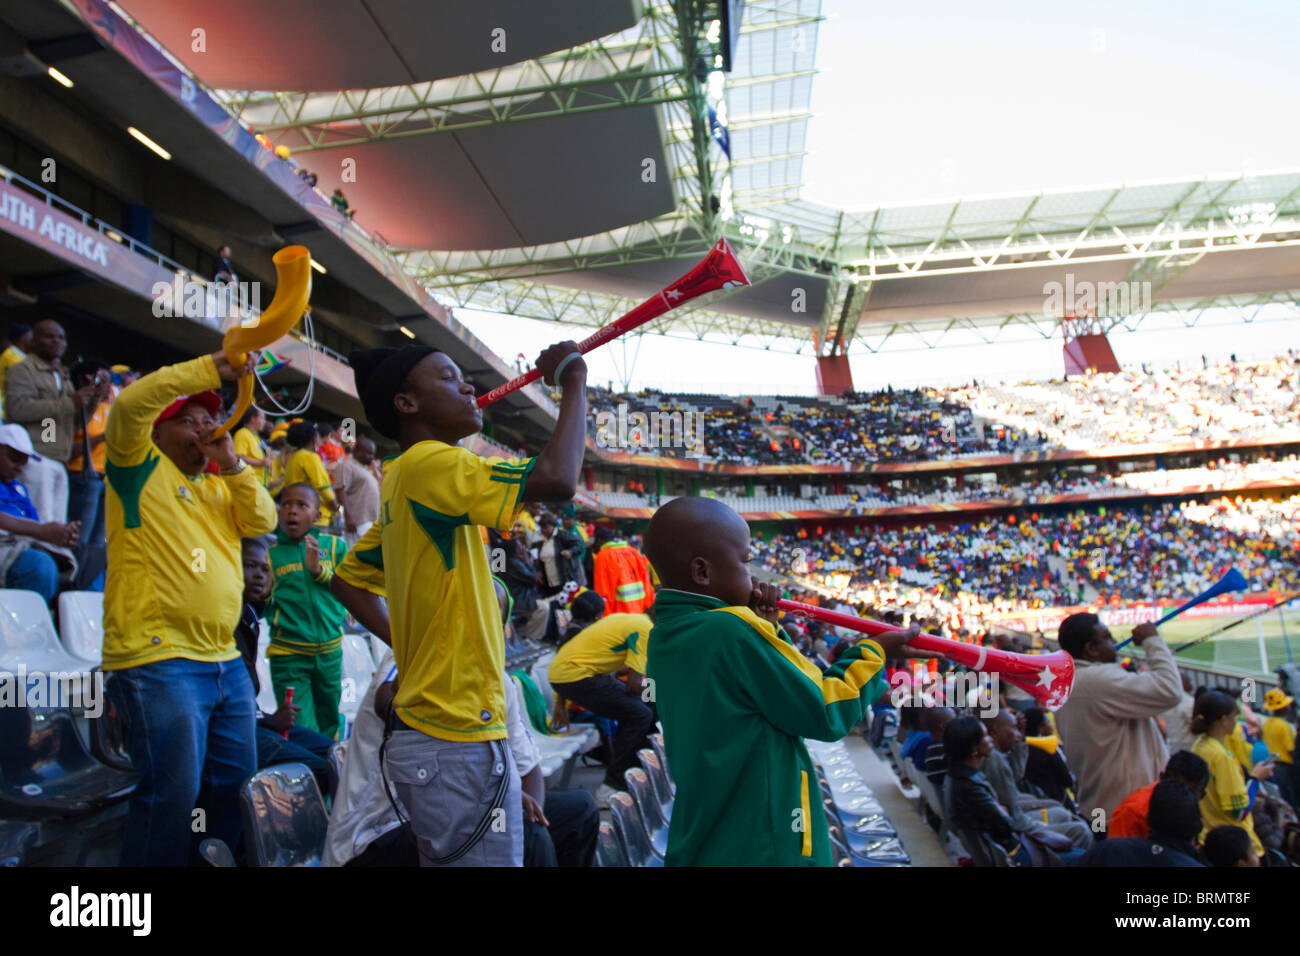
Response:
[548,613,651,685]
[336,440,534,742]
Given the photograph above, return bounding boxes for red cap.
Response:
[155,391,222,425]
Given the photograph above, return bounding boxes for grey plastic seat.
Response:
[636,749,673,821]
[886,737,906,773]
[648,733,674,795]
[0,819,39,866]
[240,762,328,866]
[839,808,897,840]
[56,591,102,667]
[254,621,277,715]
[914,771,951,844]
[607,790,664,867]
[848,835,911,866]
[624,767,669,857]
[0,590,94,707]
[330,740,348,782]
[0,703,136,818]
[339,632,377,733]
[88,680,134,773]
[198,837,237,867]
[595,820,630,867]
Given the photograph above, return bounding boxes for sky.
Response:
[453,0,1300,395]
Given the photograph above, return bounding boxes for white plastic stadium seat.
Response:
[339,632,378,733]
[369,634,388,669]
[0,589,93,708]
[529,652,557,710]
[57,590,103,666]
[255,621,278,715]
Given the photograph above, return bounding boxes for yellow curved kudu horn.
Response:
[209,245,313,438]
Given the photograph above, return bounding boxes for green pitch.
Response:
[1048,608,1300,678]
[1154,609,1299,676]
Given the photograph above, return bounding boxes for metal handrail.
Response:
[0,164,348,365]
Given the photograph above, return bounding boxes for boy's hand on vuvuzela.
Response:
[870,623,942,661]
[750,582,781,624]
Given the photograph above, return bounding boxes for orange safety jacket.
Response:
[592,540,656,615]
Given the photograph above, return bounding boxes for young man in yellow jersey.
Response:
[329,339,587,866]
[547,605,654,806]
[101,348,277,866]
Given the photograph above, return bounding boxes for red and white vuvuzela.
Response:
[476,238,751,407]
[775,599,1076,711]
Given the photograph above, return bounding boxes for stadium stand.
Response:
[1,0,1297,883]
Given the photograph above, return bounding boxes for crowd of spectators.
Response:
[775,585,1298,867]
[581,353,1300,468]
[752,496,1300,631]
[0,318,390,617]
[799,388,1045,464]
[954,353,1300,449]
[873,613,1300,867]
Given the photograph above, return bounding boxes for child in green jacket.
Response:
[643,496,930,866]
[266,482,350,738]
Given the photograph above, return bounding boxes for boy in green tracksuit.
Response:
[266,482,350,738]
[643,496,930,866]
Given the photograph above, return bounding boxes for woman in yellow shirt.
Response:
[1190,690,1275,858]
[284,420,337,525]
[232,407,270,483]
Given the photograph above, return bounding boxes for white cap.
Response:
[0,424,40,461]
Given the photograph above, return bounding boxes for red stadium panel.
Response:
[1062,333,1121,375]
[815,354,855,396]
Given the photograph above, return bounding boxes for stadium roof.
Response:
[106,1,1300,355]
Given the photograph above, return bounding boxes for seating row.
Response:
[806,739,911,866]
[881,731,1014,866]
[232,721,643,867]
[597,734,674,867]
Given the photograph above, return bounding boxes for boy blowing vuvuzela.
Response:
[642,496,933,866]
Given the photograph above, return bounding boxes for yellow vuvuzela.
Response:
[208,245,312,439]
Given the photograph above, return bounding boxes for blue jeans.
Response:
[106,656,257,866]
[66,474,106,590]
[5,548,59,603]
[67,474,105,545]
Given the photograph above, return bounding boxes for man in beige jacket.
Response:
[3,320,96,523]
[1054,613,1184,826]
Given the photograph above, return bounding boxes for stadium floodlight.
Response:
[127,126,171,160]
[47,67,73,89]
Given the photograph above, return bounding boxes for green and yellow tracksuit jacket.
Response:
[646,589,885,866]
[266,527,350,658]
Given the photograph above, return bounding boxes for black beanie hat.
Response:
[349,345,437,439]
